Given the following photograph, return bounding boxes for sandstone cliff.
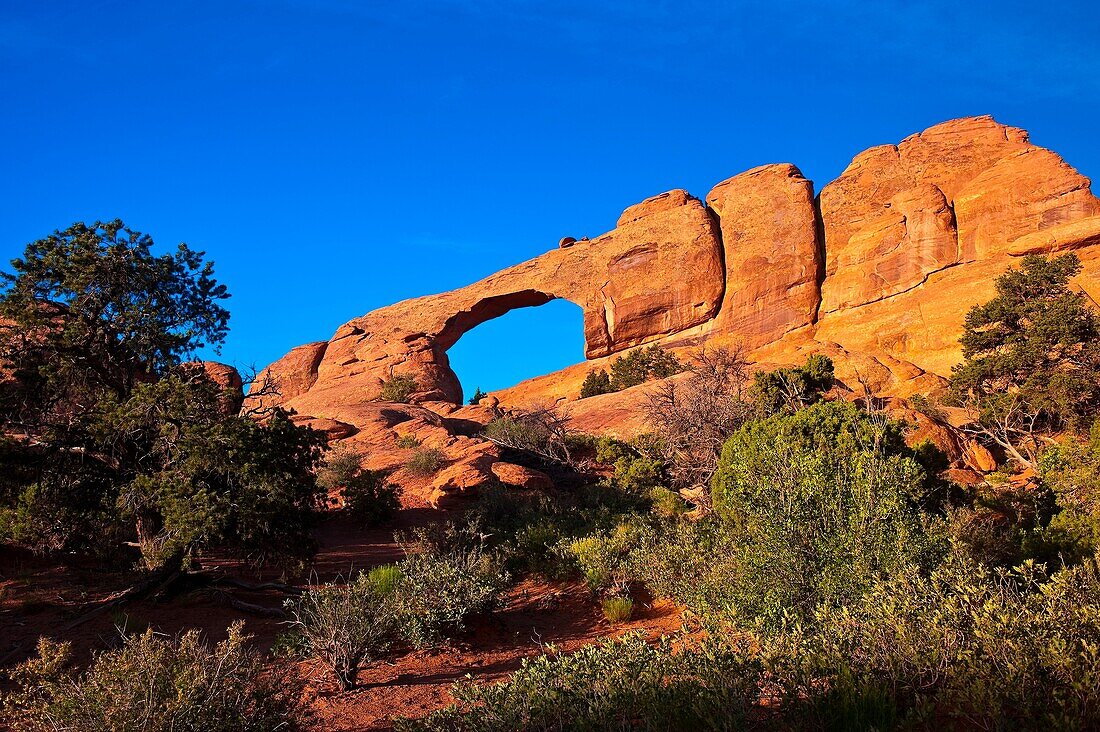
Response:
[254,116,1100,504]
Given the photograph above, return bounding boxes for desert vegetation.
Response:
[4,240,1100,730]
[580,343,684,398]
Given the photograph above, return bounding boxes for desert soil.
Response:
[0,504,683,731]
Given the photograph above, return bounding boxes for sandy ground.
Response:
[0,505,683,730]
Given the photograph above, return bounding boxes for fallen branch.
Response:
[207,589,287,619]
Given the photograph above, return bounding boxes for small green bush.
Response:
[395,434,422,449]
[601,595,634,623]
[567,519,648,593]
[5,623,306,731]
[398,632,760,732]
[648,486,687,518]
[319,445,399,526]
[343,469,400,526]
[367,563,405,596]
[286,572,399,690]
[378,374,419,403]
[393,549,509,648]
[406,447,447,476]
[579,368,613,398]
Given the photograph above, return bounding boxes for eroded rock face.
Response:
[256,115,1100,502]
[704,164,823,347]
[259,192,724,408]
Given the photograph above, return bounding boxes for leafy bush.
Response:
[626,516,743,618]
[393,549,508,648]
[398,632,760,732]
[378,374,419,403]
[750,353,835,415]
[318,445,399,526]
[648,486,688,518]
[594,436,667,495]
[710,400,943,625]
[396,434,422,449]
[286,570,399,690]
[763,557,1100,730]
[433,485,646,578]
[1040,419,1100,562]
[566,519,648,593]
[4,622,306,731]
[579,368,613,398]
[406,447,447,476]
[601,595,634,623]
[343,469,399,526]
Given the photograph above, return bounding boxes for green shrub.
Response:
[579,368,613,398]
[601,595,634,623]
[406,447,447,476]
[286,572,399,690]
[395,434,422,449]
[468,387,487,405]
[566,519,648,593]
[595,436,667,494]
[595,436,632,464]
[4,622,306,731]
[456,485,646,578]
[1040,419,1100,561]
[394,549,508,648]
[343,469,400,526]
[319,445,399,526]
[750,353,835,415]
[398,632,760,732]
[367,563,405,596]
[763,556,1100,730]
[627,516,743,618]
[710,400,943,625]
[378,374,419,403]
[648,486,687,518]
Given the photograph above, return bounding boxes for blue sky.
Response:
[2,1,1099,398]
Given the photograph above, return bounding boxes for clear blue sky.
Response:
[2,1,1099,398]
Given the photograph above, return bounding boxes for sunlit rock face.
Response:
[254,116,1100,503]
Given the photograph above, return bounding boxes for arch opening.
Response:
[444,297,585,402]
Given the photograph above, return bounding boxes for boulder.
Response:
[491,462,554,491]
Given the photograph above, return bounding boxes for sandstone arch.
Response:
[258,190,725,408]
[260,116,1100,427]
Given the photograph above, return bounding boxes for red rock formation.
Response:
[256,115,1100,502]
[704,164,822,347]
[265,191,723,412]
